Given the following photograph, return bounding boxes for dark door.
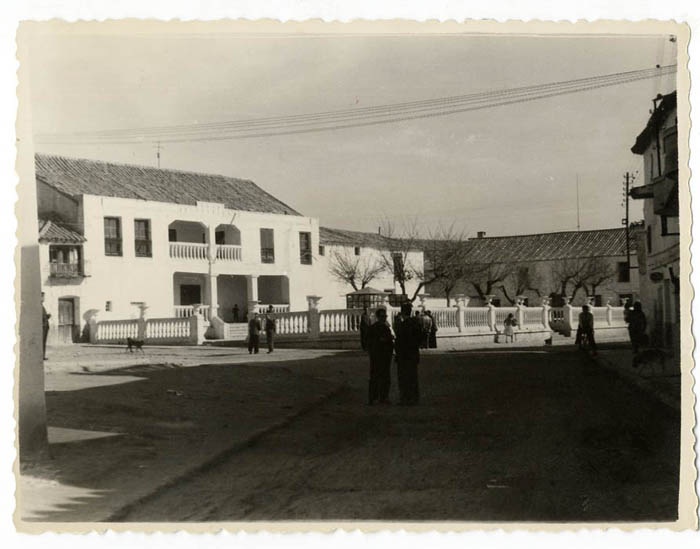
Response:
[57,298,76,344]
[180,284,202,306]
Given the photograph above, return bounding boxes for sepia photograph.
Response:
[12,19,695,531]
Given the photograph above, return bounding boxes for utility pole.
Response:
[622,172,634,267]
[155,141,162,169]
[576,174,581,231]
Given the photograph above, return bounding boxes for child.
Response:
[504,313,517,343]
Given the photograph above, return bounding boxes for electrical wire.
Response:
[35,64,676,145]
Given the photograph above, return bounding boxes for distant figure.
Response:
[367,308,394,405]
[420,311,432,348]
[41,292,50,360]
[427,310,438,348]
[264,311,276,354]
[576,304,597,355]
[232,303,240,323]
[360,307,371,351]
[626,301,648,354]
[503,313,517,343]
[395,302,422,405]
[247,312,262,354]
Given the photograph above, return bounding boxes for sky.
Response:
[27,29,677,237]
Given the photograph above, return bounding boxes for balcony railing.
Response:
[216,244,242,261]
[174,305,211,322]
[49,262,82,277]
[169,242,208,260]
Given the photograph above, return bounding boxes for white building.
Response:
[629,91,680,353]
[36,154,331,344]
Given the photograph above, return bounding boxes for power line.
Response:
[35,64,676,145]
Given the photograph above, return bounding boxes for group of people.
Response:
[360,307,437,352]
[363,303,424,406]
[574,300,648,356]
[247,305,277,354]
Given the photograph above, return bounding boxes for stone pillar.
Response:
[515,295,526,329]
[87,310,99,344]
[541,297,551,329]
[485,294,496,331]
[606,299,613,326]
[137,303,148,340]
[245,275,259,318]
[207,223,216,263]
[307,295,322,340]
[418,294,427,313]
[207,274,219,319]
[562,296,574,336]
[455,295,465,333]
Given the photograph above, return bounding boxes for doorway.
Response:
[57,298,79,344]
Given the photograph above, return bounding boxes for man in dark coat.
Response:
[367,308,394,405]
[248,312,262,354]
[41,292,50,360]
[394,302,422,405]
[575,304,597,355]
[264,309,276,354]
[626,301,648,354]
[360,307,371,351]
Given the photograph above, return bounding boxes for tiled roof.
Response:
[631,91,676,155]
[38,219,86,244]
[319,227,404,249]
[442,228,634,264]
[35,154,301,216]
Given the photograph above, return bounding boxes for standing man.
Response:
[360,306,371,351]
[420,310,432,348]
[247,311,262,355]
[626,301,648,354]
[366,308,394,405]
[41,292,50,361]
[232,303,240,323]
[394,302,422,405]
[575,304,597,356]
[264,305,276,354]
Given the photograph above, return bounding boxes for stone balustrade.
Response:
[169,242,208,260]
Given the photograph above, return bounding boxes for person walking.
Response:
[367,307,394,405]
[503,313,517,343]
[41,292,50,360]
[575,304,597,355]
[264,308,276,354]
[394,302,422,405]
[360,306,371,351]
[427,310,438,348]
[626,301,648,354]
[247,312,262,355]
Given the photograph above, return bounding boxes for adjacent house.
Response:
[422,228,641,308]
[629,91,680,353]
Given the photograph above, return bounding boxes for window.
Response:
[134,219,152,257]
[661,216,680,236]
[215,231,225,245]
[354,246,361,256]
[646,225,653,254]
[299,232,312,265]
[168,228,177,242]
[391,253,404,280]
[491,298,502,307]
[593,295,603,307]
[617,262,630,283]
[104,217,122,256]
[105,301,112,312]
[319,245,325,257]
[49,245,82,276]
[260,228,275,263]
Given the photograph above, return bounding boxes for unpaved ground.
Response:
[120,349,680,522]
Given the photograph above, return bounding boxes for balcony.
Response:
[50,262,83,278]
[216,244,242,261]
[169,242,209,260]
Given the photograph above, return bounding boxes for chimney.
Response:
[477,231,486,239]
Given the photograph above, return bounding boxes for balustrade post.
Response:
[418,294,427,313]
[307,295,322,340]
[606,299,613,326]
[87,310,99,344]
[455,295,465,333]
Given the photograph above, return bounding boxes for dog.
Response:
[126,337,145,353]
[632,348,667,376]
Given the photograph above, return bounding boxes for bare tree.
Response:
[581,257,616,299]
[379,219,469,303]
[328,249,385,291]
[498,262,543,304]
[549,256,615,302]
[463,261,512,302]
